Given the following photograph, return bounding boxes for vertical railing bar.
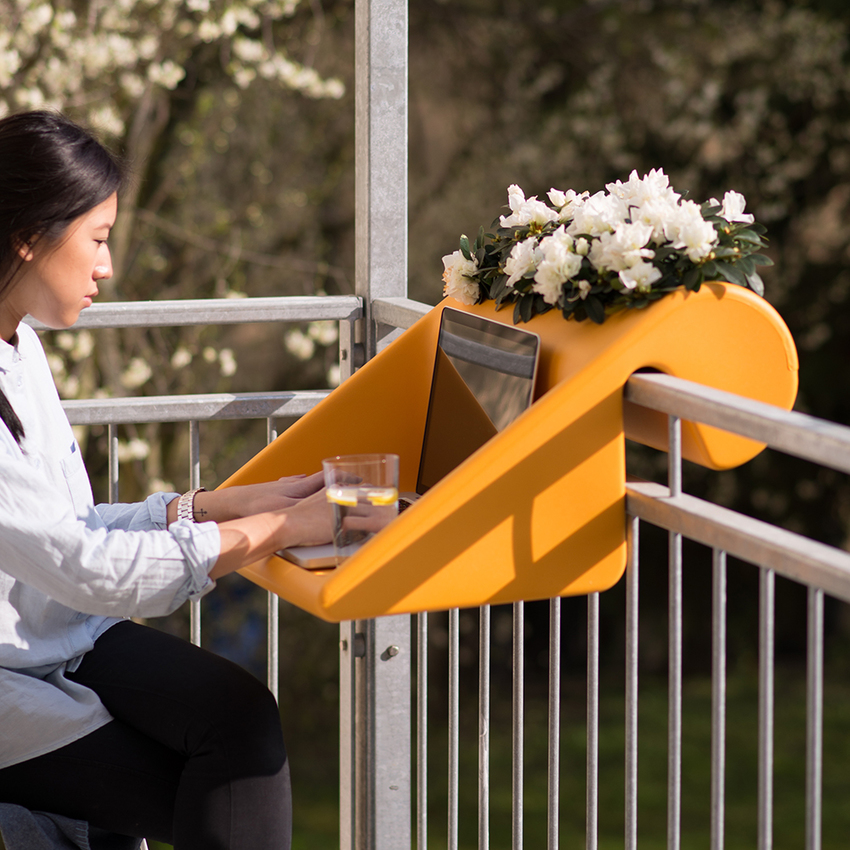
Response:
[586,593,599,850]
[103,401,122,850]
[548,597,561,850]
[513,601,524,850]
[806,587,824,850]
[189,419,201,648]
[339,621,357,850]
[339,318,357,383]
[266,417,278,445]
[668,414,682,850]
[758,567,775,850]
[417,612,428,850]
[265,416,279,701]
[108,423,119,504]
[266,591,279,702]
[449,608,460,850]
[625,516,640,850]
[479,605,491,850]
[711,549,727,850]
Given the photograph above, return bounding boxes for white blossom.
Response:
[606,168,681,209]
[533,227,584,304]
[285,329,316,361]
[326,364,341,388]
[171,346,193,369]
[666,199,718,262]
[499,185,559,228]
[441,248,480,305]
[715,190,755,224]
[566,190,629,237]
[308,321,339,347]
[117,438,151,462]
[588,221,655,273]
[619,260,663,292]
[219,348,237,377]
[121,357,153,389]
[503,237,542,287]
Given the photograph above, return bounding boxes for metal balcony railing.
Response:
[46,294,850,850]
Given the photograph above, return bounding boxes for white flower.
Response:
[566,190,629,237]
[533,227,584,305]
[666,199,717,262]
[619,261,663,292]
[308,321,339,347]
[504,237,542,287]
[499,185,558,228]
[219,348,237,377]
[117,438,150,462]
[171,346,193,369]
[714,190,755,224]
[441,248,480,305]
[588,221,655,273]
[121,357,152,389]
[606,168,680,209]
[632,197,682,244]
[547,188,589,223]
[285,329,316,361]
[147,60,186,90]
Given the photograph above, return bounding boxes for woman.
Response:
[0,110,333,849]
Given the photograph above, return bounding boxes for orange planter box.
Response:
[225,283,798,621]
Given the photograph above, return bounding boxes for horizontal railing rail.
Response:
[62,390,330,425]
[625,371,850,474]
[26,294,363,329]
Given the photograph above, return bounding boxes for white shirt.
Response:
[0,323,221,768]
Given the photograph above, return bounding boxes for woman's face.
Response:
[0,193,117,341]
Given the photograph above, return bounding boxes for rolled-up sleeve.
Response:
[0,459,220,618]
[95,492,179,532]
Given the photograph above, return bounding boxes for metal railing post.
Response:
[351,0,411,844]
[189,419,201,647]
[668,415,683,850]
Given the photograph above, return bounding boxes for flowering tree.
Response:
[0,0,343,277]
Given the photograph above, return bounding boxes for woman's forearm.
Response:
[208,491,332,580]
[166,473,325,526]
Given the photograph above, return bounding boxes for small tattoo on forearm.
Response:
[194,508,208,519]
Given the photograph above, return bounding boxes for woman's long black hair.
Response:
[0,111,125,445]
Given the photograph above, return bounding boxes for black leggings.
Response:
[0,621,291,850]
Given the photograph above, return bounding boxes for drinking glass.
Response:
[322,453,399,565]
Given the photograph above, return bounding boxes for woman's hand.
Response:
[210,488,334,579]
[219,473,325,518]
[168,472,325,525]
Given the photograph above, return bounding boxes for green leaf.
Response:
[733,229,764,245]
[746,270,765,296]
[714,260,747,286]
[736,256,756,276]
[490,275,509,304]
[683,266,703,292]
[459,234,472,260]
[519,295,534,323]
[584,295,605,324]
[750,253,774,267]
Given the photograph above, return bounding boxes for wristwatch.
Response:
[177,487,206,522]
